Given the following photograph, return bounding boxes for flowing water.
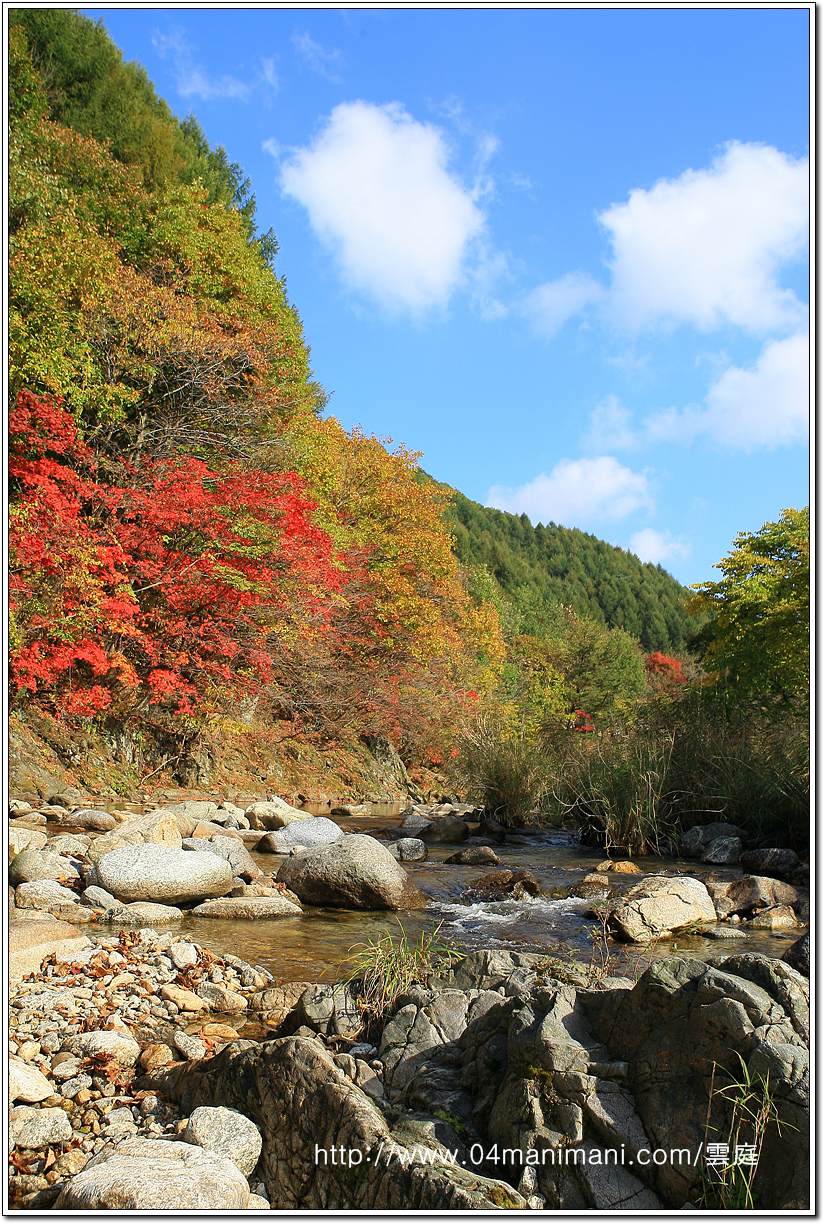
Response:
[133,813,799,984]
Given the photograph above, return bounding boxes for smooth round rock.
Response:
[276,834,427,911]
[61,809,117,831]
[97,845,233,905]
[105,902,183,925]
[15,880,80,911]
[444,845,498,865]
[184,1105,263,1176]
[258,816,343,853]
[388,838,429,862]
[55,1138,250,1210]
[65,1030,141,1067]
[10,849,80,886]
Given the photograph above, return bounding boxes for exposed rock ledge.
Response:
[146,948,809,1211]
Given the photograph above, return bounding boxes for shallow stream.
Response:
[71,810,800,984]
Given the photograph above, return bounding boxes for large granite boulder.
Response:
[86,810,182,863]
[257,817,342,853]
[97,845,233,905]
[55,1138,250,1210]
[276,834,427,910]
[608,876,717,942]
[706,874,798,919]
[151,1036,528,1210]
[145,949,808,1212]
[245,798,312,831]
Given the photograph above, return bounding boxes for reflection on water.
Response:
[183,827,801,983]
[63,813,802,984]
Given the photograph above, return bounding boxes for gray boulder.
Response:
[65,1029,141,1067]
[191,896,302,919]
[276,834,427,911]
[740,848,801,877]
[105,902,183,925]
[701,836,742,864]
[14,879,82,912]
[258,816,343,853]
[10,1106,73,1148]
[9,1058,53,1103]
[387,838,428,862]
[97,844,233,905]
[418,817,469,844]
[181,835,260,880]
[9,849,80,886]
[608,876,717,943]
[677,821,746,858]
[184,1106,263,1175]
[55,1138,250,1210]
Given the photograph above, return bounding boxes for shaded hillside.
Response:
[444,489,700,652]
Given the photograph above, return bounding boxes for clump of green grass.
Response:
[460,720,555,826]
[344,922,460,1036]
[548,692,809,855]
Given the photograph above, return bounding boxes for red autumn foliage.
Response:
[570,708,595,732]
[9,390,341,717]
[643,651,687,687]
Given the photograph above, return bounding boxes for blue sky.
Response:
[84,6,810,585]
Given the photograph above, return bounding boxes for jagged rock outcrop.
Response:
[152,949,808,1211]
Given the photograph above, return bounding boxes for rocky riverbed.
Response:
[8,792,810,1210]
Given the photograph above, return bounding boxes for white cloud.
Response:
[487,456,653,526]
[583,394,637,453]
[629,528,691,566]
[152,30,250,101]
[598,141,808,333]
[277,101,486,313]
[523,271,605,336]
[261,59,279,91]
[645,333,809,450]
[292,31,344,82]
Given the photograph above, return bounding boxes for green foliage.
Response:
[345,923,460,1032]
[698,1056,788,1211]
[460,717,556,824]
[9,9,266,246]
[443,487,701,652]
[688,507,809,703]
[549,689,809,852]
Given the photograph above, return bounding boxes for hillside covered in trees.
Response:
[443,489,699,652]
[8,10,708,799]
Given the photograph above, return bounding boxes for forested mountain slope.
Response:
[443,489,700,652]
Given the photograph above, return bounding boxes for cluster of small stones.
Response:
[8,927,275,1210]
